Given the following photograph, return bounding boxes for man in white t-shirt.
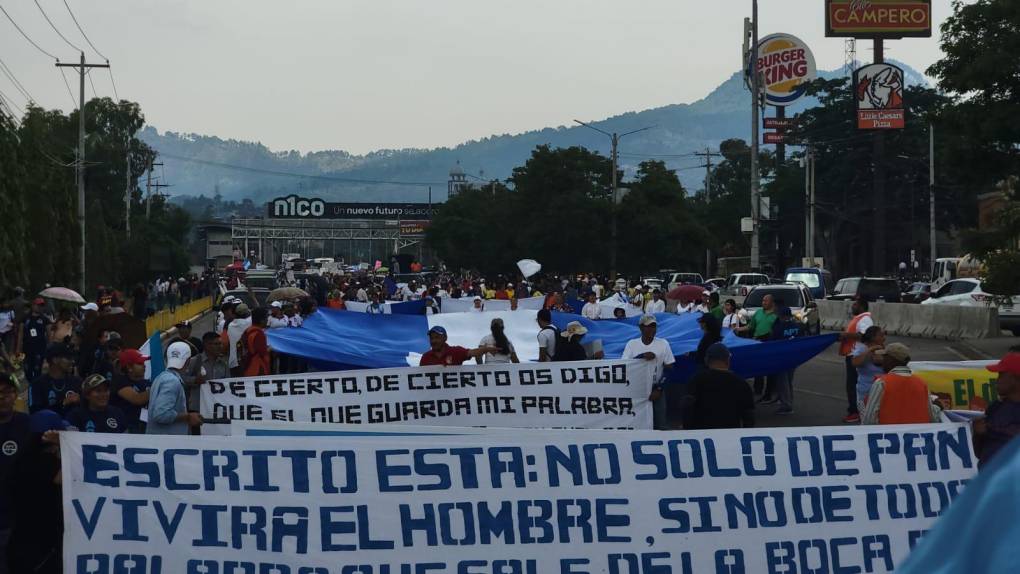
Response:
[581,293,601,320]
[623,314,675,430]
[536,309,558,361]
[645,290,666,314]
[267,301,289,329]
[470,296,484,313]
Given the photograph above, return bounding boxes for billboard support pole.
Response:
[749,0,761,272]
[870,38,886,274]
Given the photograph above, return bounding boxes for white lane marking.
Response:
[794,388,845,401]
[944,346,972,361]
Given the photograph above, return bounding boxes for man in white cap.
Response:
[267,301,289,329]
[470,296,484,313]
[623,314,675,430]
[147,341,202,435]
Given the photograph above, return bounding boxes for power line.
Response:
[0,4,59,60]
[0,56,35,102]
[157,152,447,187]
[58,67,76,107]
[61,0,105,59]
[0,88,23,117]
[87,70,97,98]
[107,68,119,101]
[33,0,81,52]
[61,0,118,100]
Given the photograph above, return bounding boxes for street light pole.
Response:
[929,123,936,271]
[573,119,654,279]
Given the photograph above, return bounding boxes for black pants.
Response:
[753,375,776,398]
[845,356,858,415]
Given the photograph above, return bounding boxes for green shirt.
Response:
[709,305,725,321]
[750,308,777,339]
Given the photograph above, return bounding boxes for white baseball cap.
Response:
[270,301,283,308]
[166,341,193,370]
[80,302,99,312]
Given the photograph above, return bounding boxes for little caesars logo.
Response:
[271,195,326,218]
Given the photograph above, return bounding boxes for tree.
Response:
[617,160,709,273]
[931,0,1020,290]
[0,109,27,289]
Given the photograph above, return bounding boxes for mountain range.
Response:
[144,61,927,205]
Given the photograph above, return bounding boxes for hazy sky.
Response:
[1,0,959,154]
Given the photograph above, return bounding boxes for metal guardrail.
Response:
[144,296,214,334]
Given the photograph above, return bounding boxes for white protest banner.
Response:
[200,359,653,434]
[62,424,976,574]
[232,421,531,437]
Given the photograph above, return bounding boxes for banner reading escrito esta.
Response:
[61,424,975,574]
[200,360,655,433]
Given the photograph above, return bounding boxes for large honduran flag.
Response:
[267,308,837,384]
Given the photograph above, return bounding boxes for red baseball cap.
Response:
[987,353,1020,376]
[119,348,150,366]
[32,297,45,306]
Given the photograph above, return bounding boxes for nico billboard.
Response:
[826,0,932,38]
[267,195,436,220]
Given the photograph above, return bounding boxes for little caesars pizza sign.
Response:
[268,195,435,220]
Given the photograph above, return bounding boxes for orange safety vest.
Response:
[839,312,871,356]
[877,372,931,425]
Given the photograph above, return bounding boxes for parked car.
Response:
[704,277,727,292]
[641,277,664,291]
[742,283,821,335]
[922,278,1020,335]
[901,282,932,304]
[666,272,705,291]
[784,267,834,300]
[723,273,771,297]
[827,277,902,303]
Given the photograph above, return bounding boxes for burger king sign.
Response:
[756,33,816,107]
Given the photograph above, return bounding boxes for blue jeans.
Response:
[775,369,796,410]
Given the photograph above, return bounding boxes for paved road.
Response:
[754,332,1020,428]
[174,311,1019,430]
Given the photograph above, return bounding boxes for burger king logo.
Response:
[756,33,816,107]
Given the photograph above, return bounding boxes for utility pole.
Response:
[928,123,936,271]
[695,147,721,278]
[145,160,167,218]
[802,148,812,263]
[749,0,762,271]
[125,137,131,239]
[573,119,654,280]
[56,52,109,295]
[810,149,816,264]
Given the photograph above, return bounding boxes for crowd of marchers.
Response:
[0,267,1018,572]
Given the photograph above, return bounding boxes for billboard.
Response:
[267,195,436,220]
[855,62,906,129]
[756,33,816,107]
[826,0,932,38]
[398,220,430,235]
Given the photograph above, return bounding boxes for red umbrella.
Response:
[666,284,709,304]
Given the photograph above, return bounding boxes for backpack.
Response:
[541,325,563,360]
[237,328,256,372]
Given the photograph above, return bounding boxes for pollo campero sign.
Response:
[826,0,932,38]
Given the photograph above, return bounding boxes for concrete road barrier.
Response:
[828,300,1000,340]
[816,300,852,331]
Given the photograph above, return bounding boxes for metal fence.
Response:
[144,296,214,334]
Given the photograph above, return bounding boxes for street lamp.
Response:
[573,119,655,279]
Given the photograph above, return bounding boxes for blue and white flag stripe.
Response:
[267,308,838,382]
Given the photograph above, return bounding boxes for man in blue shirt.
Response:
[147,342,202,435]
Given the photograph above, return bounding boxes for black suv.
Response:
[827,277,901,303]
